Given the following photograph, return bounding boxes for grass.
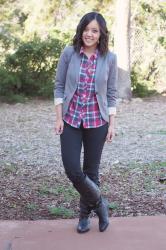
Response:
[1,160,165,219]
[143,179,156,192]
[0,94,27,104]
[3,164,18,175]
[150,130,166,135]
[26,203,39,211]
[48,206,74,218]
[38,184,79,202]
[127,161,166,170]
[109,202,118,210]
[101,183,111,194]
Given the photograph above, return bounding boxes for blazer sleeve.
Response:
[53,46,73,103]
[107,53,118,109]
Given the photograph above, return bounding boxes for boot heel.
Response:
[95,197,109,232]
[77,197,92,233]
[77,218,90,233]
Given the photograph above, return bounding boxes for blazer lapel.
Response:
[72,52,82,83]
[95,53,104,90]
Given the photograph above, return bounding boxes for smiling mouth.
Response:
[85,38,93,42]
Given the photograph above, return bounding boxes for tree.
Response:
[114,0,132,99]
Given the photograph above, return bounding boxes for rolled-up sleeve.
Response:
[108,107,117,115]
[54,98,63,106]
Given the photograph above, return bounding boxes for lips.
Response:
[84,38,93,42]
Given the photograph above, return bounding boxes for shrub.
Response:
[131,64,157,97]
[0,66,21,95]
[0,37,65,99]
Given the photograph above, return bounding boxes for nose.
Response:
[86,30,92,36]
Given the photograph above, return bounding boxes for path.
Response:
[1,216,166,250]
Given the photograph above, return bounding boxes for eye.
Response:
[84,28,89,32]
[92,29,99,33]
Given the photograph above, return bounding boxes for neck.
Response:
[83,46,97,54]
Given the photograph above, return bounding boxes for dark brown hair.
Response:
[73,12,109,55]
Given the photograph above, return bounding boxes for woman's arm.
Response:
[107,53,118,110]
[54,46,74,134]
[54,49,67,102]
[106,53,118,142]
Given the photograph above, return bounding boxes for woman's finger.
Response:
[59,124,64,134]
[106,130,114,142]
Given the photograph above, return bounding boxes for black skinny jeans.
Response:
[60,121,108,187]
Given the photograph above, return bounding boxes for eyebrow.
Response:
[85,27,99,30]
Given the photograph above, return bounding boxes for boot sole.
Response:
[99,221,109,232]
[77,227,90,233]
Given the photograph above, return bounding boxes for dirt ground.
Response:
[0,95,166,219]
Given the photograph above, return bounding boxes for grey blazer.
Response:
[54,46,117,122]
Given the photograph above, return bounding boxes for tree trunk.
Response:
[114,0,132,99]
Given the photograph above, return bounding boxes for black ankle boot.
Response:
[73,175,103,233]
[77,218,90,233]
[95,197,109,232]
[77,197,91,233]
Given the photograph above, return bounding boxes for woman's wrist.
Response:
[109,114,115,126]
[55,104,63,121]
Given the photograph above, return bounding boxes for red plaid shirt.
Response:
[64,47,106,128]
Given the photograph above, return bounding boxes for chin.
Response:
[85,44,93,47]
[84,42,97,47]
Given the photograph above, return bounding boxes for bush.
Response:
[0,94,27,104]
[131,64,157,97]
[0,37,65,99]
[0,67,21,95]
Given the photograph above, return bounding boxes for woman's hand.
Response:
[55,119,64,135]
[55,104,63,135]
[106,124,115,142]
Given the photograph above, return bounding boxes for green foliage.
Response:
[38,184,79,202]
[150,130,166,135]
[48,206,74,218]
[26,203,38,211]
[141,3,152,13]
[158,36,166,49]
[132,0,165,95]
[0,37,65,99]
[131,64,157,97]
[109,202,118,210]
[0,66,21,95]
[0,0,165,101]
[0,94,27,104]
[2,164,18,175]
[0,31,20,59]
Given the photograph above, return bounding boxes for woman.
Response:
[54,12,117,233]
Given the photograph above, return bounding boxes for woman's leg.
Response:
[82,123,109,232]
[82,123,108,186]
[60,122,108,232]
[60,122,101,233]
[60,122,84,184]
[60,122,89,233]
[60,122,101,204]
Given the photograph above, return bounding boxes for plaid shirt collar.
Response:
[80,46,98,60]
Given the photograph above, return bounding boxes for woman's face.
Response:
[82,19,101,50]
